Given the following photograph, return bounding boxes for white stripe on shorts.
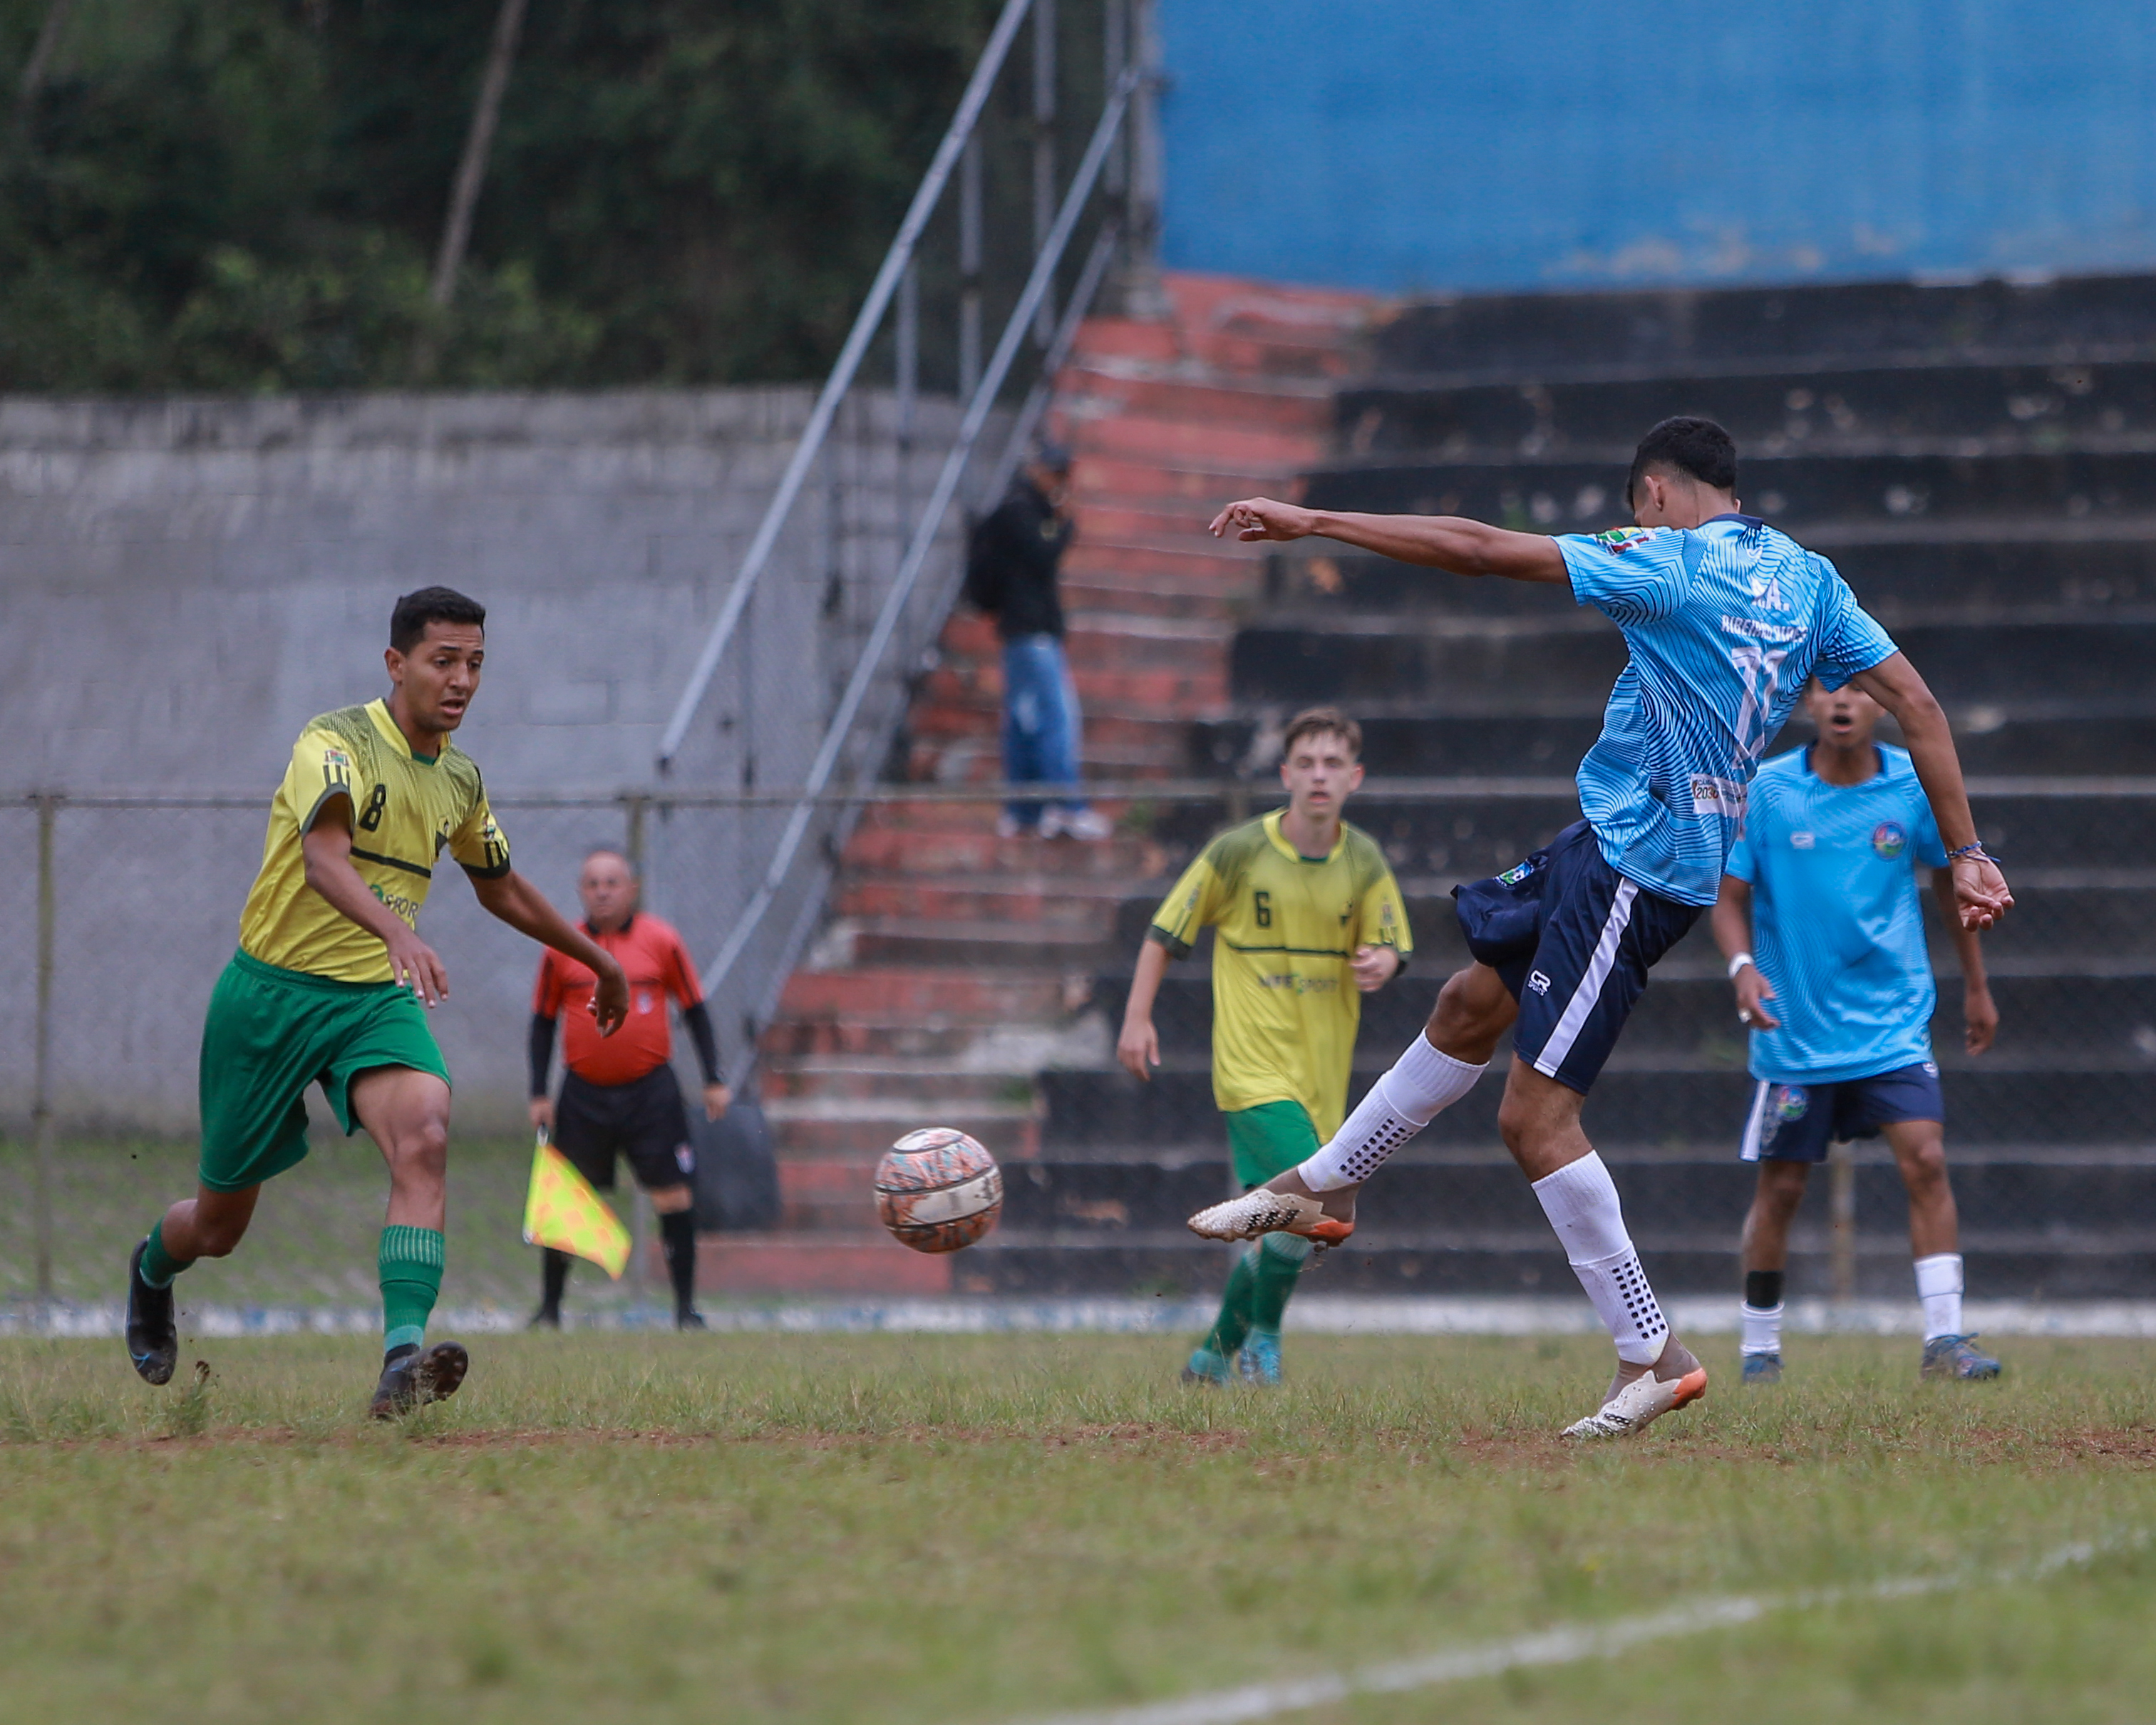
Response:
[1738,1078,1770,1162]
[1531,879,1639,1080]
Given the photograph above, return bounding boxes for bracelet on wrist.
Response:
[1946,842,1998,864]
[1727,951,1755,982]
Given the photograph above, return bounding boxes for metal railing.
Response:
[644,0,1159,1090]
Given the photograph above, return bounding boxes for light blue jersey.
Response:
[1726,743,1949,1084]
[1554,515,1898,907]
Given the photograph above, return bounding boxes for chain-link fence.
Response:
[9,778,2156,1307]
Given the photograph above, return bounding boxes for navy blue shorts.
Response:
[1738,1061,1944,1163]
[1452,820,1702,1095]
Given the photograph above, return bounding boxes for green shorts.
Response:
[196,950,451,1193]
[1224,1100,1322,1191]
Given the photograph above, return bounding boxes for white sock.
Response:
[1740,1302,1784,1356]
[1531,1152,1670,1366]
[1914,1252,1964,1340]
[1296,1034,1485,1191]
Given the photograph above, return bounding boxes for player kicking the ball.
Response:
[1716,677,2002,1384]
[123,587,629,1417]
[1118,708,1410,1386]
[1189,417,2011,1438]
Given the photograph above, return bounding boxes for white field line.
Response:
[1018,1533,2142,1725]
[14,1295,2156,1339]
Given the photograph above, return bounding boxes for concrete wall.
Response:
[0,388,962,1132]
[1159,0,2156,294]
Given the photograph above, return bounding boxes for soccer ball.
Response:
[874,1128,1002,1253]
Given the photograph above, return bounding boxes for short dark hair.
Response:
[1281,706,1362,760]
[390,586,487,654]
[1626,416,1738,505]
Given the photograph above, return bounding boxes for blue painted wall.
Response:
[1158,1,2156,292]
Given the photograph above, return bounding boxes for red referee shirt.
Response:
[534,913,703,1088]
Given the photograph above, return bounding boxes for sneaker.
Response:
[1180,1346,1231,1386]
[369,1340,470,1419]
[1051,808,1114,841]
[1921,1334,2001,1381]
[676,1309,708,1332]
[1741,1351,1783,1385]
[527,1307,562,1331]
[125,1239,178,1387]
[1186,1188,1353,1245]
[1562,1343,1709,1440]
[1236,1332,1283,1386]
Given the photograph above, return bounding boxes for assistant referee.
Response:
[529,848,728,1329]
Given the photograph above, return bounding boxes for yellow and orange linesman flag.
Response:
[522,1129,631,1279]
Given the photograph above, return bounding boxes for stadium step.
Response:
[743,270,1378,1292]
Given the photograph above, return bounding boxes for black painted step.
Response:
[1336,359,2156,463]
[1111,880,2156,972]
[1372,273,2156,382]
[1098,969,2156,1069]
[1037,1067,2156,1148]
[1149,791,2156,877]
[1264,540,2156,622]
[1190,711,2156,778]
[1229,615,2156,708]
[1308,450,2156,533]
[996,1148,2156,1240]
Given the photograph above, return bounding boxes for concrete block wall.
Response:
[0,387,964,1132]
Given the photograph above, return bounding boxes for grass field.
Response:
[3,1332,2155,1724]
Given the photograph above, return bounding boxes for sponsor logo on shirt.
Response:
[1257,973,1339,995]
[1589,527,1655,555]
[1718,614,1805,644]
[1527,971,1552,996]
[1872,821,1907,859]
[1790,831,1816,850]
[1691,775,1748,818]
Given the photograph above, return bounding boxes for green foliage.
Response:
[0,0,1005,390]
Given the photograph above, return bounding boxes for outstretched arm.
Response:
[1845,652,2012,930]
[1208,497,1567,582]
[469,871,630,1034]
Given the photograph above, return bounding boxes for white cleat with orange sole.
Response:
[1185,1189,1354,1245]
[1560,1363,1710,1440]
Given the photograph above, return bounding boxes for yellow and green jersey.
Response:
[238,698,510,984]
[1148,809,1412,1138]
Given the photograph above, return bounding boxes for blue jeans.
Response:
[1001,634,1086,826]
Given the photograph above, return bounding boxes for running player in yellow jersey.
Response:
[1118,708,1411,1385]
[123,587,630,1417]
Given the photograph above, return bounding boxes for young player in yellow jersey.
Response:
[1118,709,1411,1385]
[123,587,631,1417]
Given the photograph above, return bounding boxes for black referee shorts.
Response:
[554,1066,696,1193]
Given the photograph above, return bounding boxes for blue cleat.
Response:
[1740,1351,1783,1385]
[1236,1330,1283,1387]
[1921,1334,2001,1381]
[1180,1346,1230,1386]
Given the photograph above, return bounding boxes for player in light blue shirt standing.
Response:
[1188,418,2011,1440]
[1713,678,2001,1383]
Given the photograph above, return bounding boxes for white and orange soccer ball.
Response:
[874,1128,1002,1253]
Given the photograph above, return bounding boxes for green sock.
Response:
[379,1225,445,1354]
[1202,1247,1262,1359]
[139,1220,192,1289]
[1247,1231,1312,1334]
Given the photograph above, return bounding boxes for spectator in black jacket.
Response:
[964,442,1110,839]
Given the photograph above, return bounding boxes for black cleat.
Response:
[369,1340,470,1418]
[125,1239,178,1386]
[527,1306,562,1331]
[676,1309,708,1332]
